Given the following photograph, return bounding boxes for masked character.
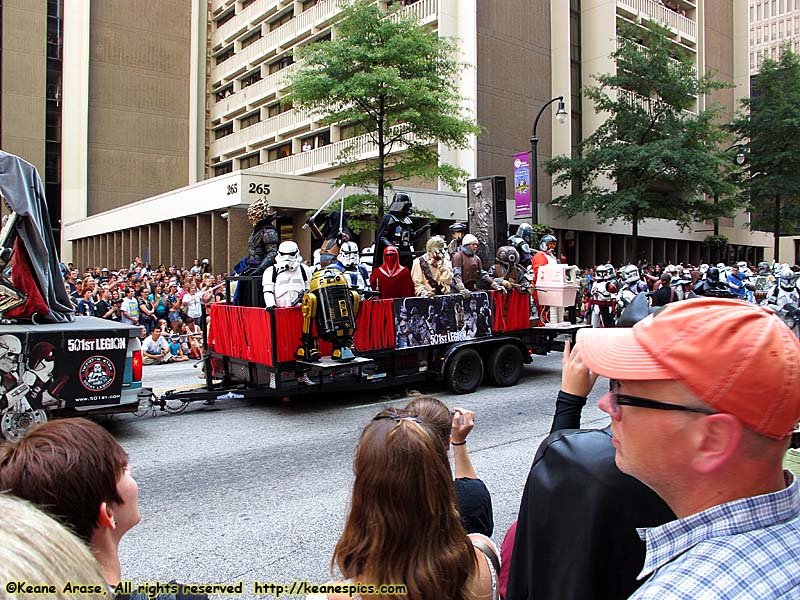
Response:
[765,265,800,338]
[262,241,313,308]
[490,246,531,293]
[374,193,430,269]
[508,223,534,268]
[411,236,453,298]
[232,196,280,306]
[296,268,360,362]
[616,265,648,311]
[369,245,415,300]
[589,264,617,328]
[448,222,467,256]
[334,241,371,293]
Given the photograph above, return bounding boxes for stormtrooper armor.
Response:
[262,241,313,308]
[617,264,647,311]
[590,264,617,328]
[337,241,371,293]
[766,266,800,338]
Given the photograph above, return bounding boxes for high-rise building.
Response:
[49,0,773,270]
[749,0,800,263]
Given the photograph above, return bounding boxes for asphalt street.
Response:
[109,353,609,597]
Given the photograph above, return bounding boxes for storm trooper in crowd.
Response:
[263,241,312,308]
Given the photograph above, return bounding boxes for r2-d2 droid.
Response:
[296,268,360,362]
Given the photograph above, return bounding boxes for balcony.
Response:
[210,108,315,159]
[389,0,438,26]
[212,0,277,51]
[253,129,425,176]
[211,62,298,123]
[211,0,341,86]
[617,0,696,45]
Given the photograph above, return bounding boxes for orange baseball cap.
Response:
[577,298,800,439]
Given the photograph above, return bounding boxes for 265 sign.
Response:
[248,182,270,195]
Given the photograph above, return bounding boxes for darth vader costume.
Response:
[373,193,429,270]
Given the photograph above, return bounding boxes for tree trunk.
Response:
[376,101,386,226]
[773,193,781,262]
[631,211,639,264]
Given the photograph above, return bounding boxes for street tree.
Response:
[546,23,740,260]
[287,0,480,228]
[729,49,800,262]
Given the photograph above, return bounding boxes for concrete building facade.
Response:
[750,0,800,264]
[50,0,775,271]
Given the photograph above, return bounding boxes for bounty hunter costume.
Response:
[234,196,279,306]
[411,236,453,297]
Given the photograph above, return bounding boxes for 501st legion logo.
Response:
[79,356,115,392]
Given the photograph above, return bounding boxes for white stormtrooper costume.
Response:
[616,265,648,312]
[590,264,617,328]
[336,241,371,293]
[766,265,800,339]
[262,241,313,308]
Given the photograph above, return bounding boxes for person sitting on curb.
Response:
[167,334,189,362]
[141,328,174,365]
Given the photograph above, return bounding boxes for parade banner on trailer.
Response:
[393,292,493,349]
[513,152,532,218]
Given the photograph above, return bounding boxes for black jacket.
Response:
[506,421,674,600]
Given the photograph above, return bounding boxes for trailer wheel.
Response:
[445,348,484,394]
[1,409,47,442]
[487,344,523,387]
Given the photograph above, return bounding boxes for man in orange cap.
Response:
[576,298,800,598]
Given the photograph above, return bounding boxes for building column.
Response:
[159,222,171,266]
[148,224,159,267]
[121,230,130,269]
[183,217,198,264]
[227,207,250,272]
[210,211,228,277]
[170,220,183,267]
[197,214,212,269]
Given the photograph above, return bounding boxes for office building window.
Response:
[270,10,293,31]
[240,153,260,169]
[240,29,261,50]
[267,102,292,117]
[215,84,234,102]
[214,123,234,140]
[267,143,292,161]
[214,162,233,176]
[215,9,235,28]
[240,69,262,88]
[215,46,234,66]
[268,55,294,74]
[239,111,260,129]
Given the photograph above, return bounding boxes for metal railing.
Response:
[210,107,314,158]
[211,62,298,122]
[617,0,696,42]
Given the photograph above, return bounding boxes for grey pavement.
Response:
[109,354,609,596]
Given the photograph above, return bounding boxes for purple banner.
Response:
[513,152,532,218]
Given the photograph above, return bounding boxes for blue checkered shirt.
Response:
[630,472,800,599]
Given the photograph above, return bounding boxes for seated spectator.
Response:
[0,493,106,598]
[141,328,174,365]
[0,419,207,599]
[167,334,189,362]
[313,408,498,600]
[404,395,493,537]
[182,318,202,359]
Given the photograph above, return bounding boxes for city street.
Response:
[111,353,609,595]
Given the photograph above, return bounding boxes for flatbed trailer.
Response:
[159,288,585,405]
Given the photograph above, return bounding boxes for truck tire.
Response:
[445,348,484,394]
[487,344,523,387]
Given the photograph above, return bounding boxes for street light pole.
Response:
[530,96,568,225]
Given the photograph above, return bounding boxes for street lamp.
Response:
[530,96,568,225]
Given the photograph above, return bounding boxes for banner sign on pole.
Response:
[513,152,532,219]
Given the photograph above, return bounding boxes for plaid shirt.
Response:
[631,472,799,599]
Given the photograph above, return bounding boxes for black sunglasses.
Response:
[609,380,716,416]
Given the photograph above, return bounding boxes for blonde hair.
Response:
[0,493,107,598]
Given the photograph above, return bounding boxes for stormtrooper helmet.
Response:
[276,241,301,270]
[622,264,640,285]
[339,241,360,267]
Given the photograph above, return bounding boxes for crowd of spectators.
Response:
[64,257,225,362]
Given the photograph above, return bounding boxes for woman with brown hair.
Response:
[321,408,498,600]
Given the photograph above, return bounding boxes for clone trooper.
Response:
[508,223,534,267]
[590,264,617,328]
[336,241,371,293]
[262,241,313,308]
[617,264,648,311]
[766,265,800,338]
